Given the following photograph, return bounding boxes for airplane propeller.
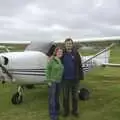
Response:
[0,56,13,84]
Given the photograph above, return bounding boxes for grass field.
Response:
[0,45,120,120]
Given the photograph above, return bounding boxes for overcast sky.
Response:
[0,0,120,41]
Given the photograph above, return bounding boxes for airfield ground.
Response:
[0,45,120,120]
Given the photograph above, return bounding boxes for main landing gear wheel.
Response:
[11,92,23,105]
[11,86,24,105]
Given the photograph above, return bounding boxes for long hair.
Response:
[53,47,62,56]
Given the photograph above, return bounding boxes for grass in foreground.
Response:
[0,46,119,120]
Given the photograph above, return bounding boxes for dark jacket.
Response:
[61,47,84,82]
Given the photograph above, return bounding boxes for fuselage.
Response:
[0,48,109,85]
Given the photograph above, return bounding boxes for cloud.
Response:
[0,0,120,41]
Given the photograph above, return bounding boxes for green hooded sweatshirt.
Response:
[46,56,64,83]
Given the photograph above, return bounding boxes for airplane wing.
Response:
[0,41,31,52]
[2,36,118,55]
[55,36,120,43]
[54,36,120,50]
[45,36,120,57]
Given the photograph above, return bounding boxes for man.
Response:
[61,38,84,117]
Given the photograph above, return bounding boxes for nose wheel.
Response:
[11,92,23,104]
[11,86,23,105]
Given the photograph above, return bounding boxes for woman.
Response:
[46,47,64,120]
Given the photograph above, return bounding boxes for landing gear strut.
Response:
[11,86,23,105]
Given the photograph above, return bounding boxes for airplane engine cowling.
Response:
[7,51,47,69]
[0,56,9,83]
[0,51,48,85]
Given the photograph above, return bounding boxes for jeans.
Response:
[48,82,60,120]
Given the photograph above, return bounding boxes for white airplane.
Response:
[0,36,119,104]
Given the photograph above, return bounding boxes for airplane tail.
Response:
[93,49,110,65]
[93,50,120,68]
[82,43,115,73]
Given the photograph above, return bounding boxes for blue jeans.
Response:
[48,82,60,120]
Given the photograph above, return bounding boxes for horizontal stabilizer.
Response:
[102,63,120,67]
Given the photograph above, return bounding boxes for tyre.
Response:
[11,92,23,105]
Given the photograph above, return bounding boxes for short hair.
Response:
[64,38,73,44]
